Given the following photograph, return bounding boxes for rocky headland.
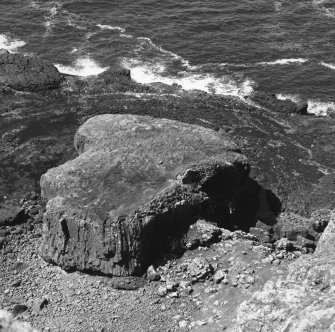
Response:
[0,52,335,331]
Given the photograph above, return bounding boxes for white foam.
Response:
[307,100,335,116]
[258,58,308,66]
[312,0,335,18]
[54,57,108,77]
[97,24,125,33]
[0,34,26,53]
[320,61,335,70]
[276,93,302,103]
[122,59,254,97]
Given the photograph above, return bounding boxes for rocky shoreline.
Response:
[1,52,335,331]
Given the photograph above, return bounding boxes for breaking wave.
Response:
[0,34,26,53]
[54,57,108,76]
[307,100,335,116]
[122,59,254,97]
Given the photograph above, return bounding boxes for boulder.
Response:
[249,91,308,115]
[0,53,63,91]
[234,209,335,331]
[39,114,250,276]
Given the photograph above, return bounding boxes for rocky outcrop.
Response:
[0,52,63,91]
[248,91,308,115]
[39,114,252,276]
[0,310,39,332]
[234,209,335,331]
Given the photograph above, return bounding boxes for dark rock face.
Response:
[39,114,252,276]
[248,91,308,115]
[0,53,63,91]
[0,205,29,227]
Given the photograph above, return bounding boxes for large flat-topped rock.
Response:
[40,114,250,276]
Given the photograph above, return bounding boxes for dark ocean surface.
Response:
[1,0,335,115]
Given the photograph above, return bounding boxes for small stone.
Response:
[12,304,28,316]
[4,289,10,294]
[166,279,179,291]
[196,321,207,326]
[242,251,247,255]
[204,286,217,294]
[179,320,188,328]
[157,286,168,297]
[272,259,281,265]
[11,279,22,287]
[29,207,39,215]
[222,278,229,285]
[146,265,160,281]
[169,292,179,298]
[213,269,226,284]
[32,297,48,315]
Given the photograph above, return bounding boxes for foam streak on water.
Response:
[320,62,335,70]
[97,24,125,33]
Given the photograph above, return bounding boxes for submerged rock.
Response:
[39,114,250,276]
[0,52,63,91]
[249,91,308,115]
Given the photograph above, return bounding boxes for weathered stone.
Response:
[39,114,250,276]
[0,53,63,91]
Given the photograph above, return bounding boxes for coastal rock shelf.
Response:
[40,114,253,276]
[0,51,63,92]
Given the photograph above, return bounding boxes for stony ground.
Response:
[1,59,335,331]
[0,198,308,331]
